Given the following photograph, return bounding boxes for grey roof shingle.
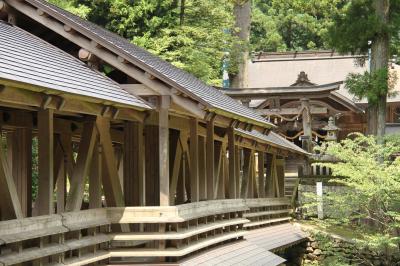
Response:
[24,0,273,127]
[236,128,309,156]
[0,21,150,109]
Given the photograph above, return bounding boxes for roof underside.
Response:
[0,21,150,109]
[236,128,309,156]
[22,0,273,127]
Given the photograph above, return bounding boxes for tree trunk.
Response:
[370,0,389,140]
[230,0,251,88]
[179,0,185,25]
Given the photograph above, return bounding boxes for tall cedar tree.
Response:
[328,0,400,137]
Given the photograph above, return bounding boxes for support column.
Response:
[36,109,54,215]
[145,96,170,206]
[124,121,145,206]
[11,123,33,217]
[241,148,252,198]
[189,118,199,202]
[276,158,285,198]
[301,98,312,152]
[198,136,207,200]
[265,153,275,197]
[89,138,102,209]
[228,127,236,198]
[206,117,215,200]
[258,151,265,198]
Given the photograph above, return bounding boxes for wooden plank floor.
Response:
[246,223,306,252]
[178,239,285,266]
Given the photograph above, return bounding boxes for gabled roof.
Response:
[235,128,309,156]
[0,21,150,110]
[14,0,273,128]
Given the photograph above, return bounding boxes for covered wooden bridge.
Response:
[0,0,308,265]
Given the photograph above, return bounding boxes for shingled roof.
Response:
[18,0,273,128]
[235,128,309,156]
[0,21,150,110]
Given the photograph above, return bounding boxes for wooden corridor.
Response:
[0,1,309,265]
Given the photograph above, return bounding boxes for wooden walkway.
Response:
[178,239,285,266]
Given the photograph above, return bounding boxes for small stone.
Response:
[307,253,318,260]
[313,249,322,256]
[306,247,314,253]
[311,242,318,249]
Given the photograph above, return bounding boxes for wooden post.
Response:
[206,118,215,200]
[258,151,265,198]
[145,96,170,206]
[235,146,241,197]
[213,142,223,199]
[301,98,312,152]
[0,129,23,219]
[54,138,66,213]
[241,148,251,198]
[265,153,275,197]
[198,136,207,200]
[228,127,236,198]
[89,138,102,209]
[169,131,182,204]
[124,121,145,206]
[276,158,285,198]
[36,109,54,215]
[189,118,199,202]
[11,124,33,217]
[65,119,97,211]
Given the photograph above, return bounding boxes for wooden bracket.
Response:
[41,95,52,109]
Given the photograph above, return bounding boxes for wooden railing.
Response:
[0,198,291,265]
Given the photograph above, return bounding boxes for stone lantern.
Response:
[322,117,340,141]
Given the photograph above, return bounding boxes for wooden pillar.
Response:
[235,146,241,197]
[89,138,102,209]
[36,109,54,215]
[258,151,265,198]
[54,137,66,213]
[11,124,33,217]
[241,148,252,198]
[169,131,182,205]
[301,98,312,152]
[206,118,215,200]
[214,142,223,199]
[276,158,285,198]
[124,121,145,206]
[265,153,275,197]
[65,119,97,211]
[228,127,236,198]
[0,129,23,220]
[145,96,170,206]
[189,118,199,202]
[247,151,255,198]
[198,136,207,200]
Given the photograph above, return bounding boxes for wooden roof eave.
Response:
[329,91,365,113]
[7,0,273,130]
[0,79,147,122]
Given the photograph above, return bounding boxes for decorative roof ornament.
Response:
[290,71,316,87]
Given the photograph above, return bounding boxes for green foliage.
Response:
[251,0,345,52]
[327,0,400,55]
[49,0,236,85]
[48,0,90,18]
[345,68,398,105]
[313,133,400,258]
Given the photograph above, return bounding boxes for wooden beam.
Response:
[124,121,145,206]
[241,148,252,198]
[228,127,236,198]
[213,142,223,199]
[0,129,23,219]
[235,146,241,198]
[54,137,66,213]
[206,118,215,200]
[189,118,199,202]
[258,106,328,116]
[36,109,54,215]
[65,119,98,211]
[265,153,275,197]
[97,117,125,207]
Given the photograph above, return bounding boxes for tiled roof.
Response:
[23,0,273,127]
[0,21,150,109]
[235,128,309,156]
